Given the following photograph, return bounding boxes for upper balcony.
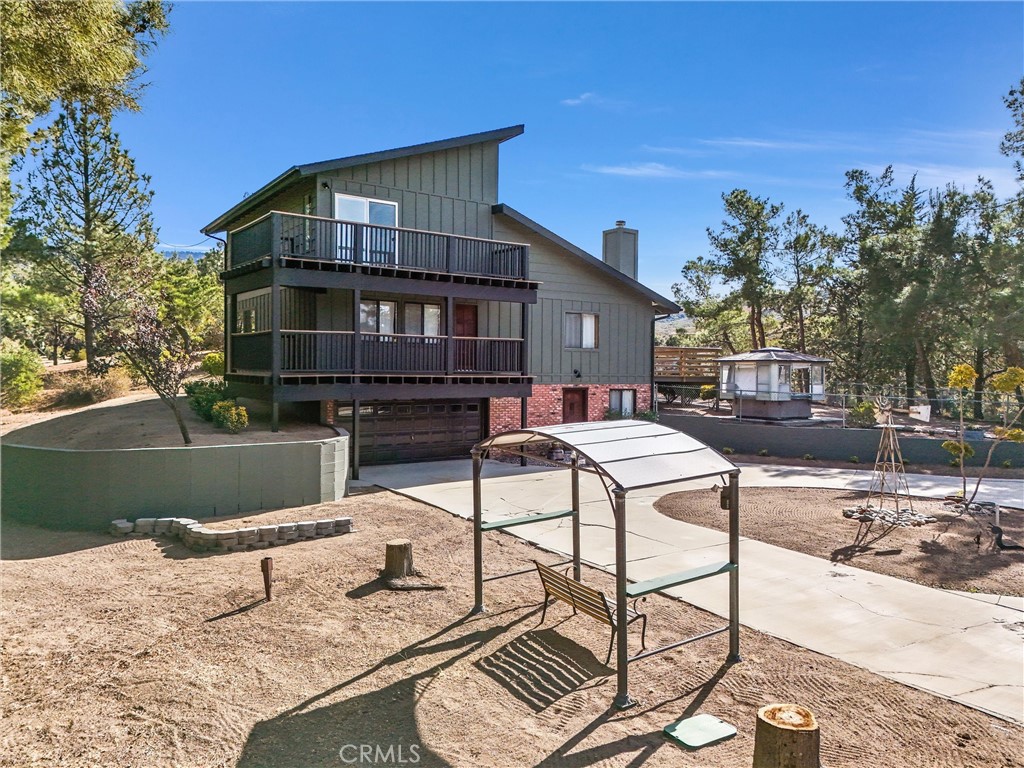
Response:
[227,211,531,283]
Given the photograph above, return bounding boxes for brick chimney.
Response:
[602,220,638,280]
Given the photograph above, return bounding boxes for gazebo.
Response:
[471,420,741,709]
[717,347,830,420]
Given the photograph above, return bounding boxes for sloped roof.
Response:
[717,347,831,363]
[202,125,525,234]
[492,204,679,314]
[476,420,737,491]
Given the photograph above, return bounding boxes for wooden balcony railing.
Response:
[231,331,524,376]
[228,211,530,280]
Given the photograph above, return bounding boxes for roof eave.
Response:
[492,204,680,314]
[201,124,526,235]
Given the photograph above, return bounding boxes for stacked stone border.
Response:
[109,516,353,553]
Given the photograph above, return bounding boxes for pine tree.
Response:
[22,101,158,369]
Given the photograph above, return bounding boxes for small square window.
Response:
[565,312,598,349]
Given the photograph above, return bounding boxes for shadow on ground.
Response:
[0,519,115,560]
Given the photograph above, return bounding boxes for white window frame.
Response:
[333,193,398,264]
[359,299,397,335]
[565,312,599,349]
[609,389,636,417]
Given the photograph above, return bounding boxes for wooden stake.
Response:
[261,557,273,601]
[383,539,415,579]
[752,703,820,768]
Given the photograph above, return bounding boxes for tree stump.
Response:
[383,539,415,579]
[752,703,820,768]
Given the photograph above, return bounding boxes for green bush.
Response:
[635,409,658,422]
[69,348,86,362]
[941,439,975,463]
[212,400,248,433]
[1002,459,1013,469]
[603,407,624,421]
[846,400,877,428]
[184,380,230,421]
[55,368,132,406]
[803,453,815,461]
[699,384,718,401]
[200,352,225,377]
[0,340,44,408]
[849,455,860,464]
[722,447,735,455]
[757,448,769,457]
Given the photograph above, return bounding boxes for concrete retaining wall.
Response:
[1,435,350,530]
[660,413,1024,466]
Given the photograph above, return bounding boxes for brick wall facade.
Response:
[489,384,652,435]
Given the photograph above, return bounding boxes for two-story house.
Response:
[201,125,677,476]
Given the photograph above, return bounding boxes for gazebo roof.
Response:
[716,347,831,364]
[474,420,738,491]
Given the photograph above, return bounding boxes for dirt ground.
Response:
[656,488,1024,597]
[1,392,336,449]
[1,490,1021,768]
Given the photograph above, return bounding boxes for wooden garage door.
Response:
[355,400,484,464]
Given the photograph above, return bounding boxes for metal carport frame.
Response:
[470,419,741,709]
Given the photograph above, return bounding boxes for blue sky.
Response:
[113,1,1022,300]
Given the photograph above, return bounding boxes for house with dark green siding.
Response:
[201,126,678,475]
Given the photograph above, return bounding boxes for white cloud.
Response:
[640,144,707,157]
[560,92,628,110]
[865,162,1019,198]
[582,162,736,179]
[698,136,840,152]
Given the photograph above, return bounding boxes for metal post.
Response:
[471,449,485,614]
[352,399,361,481]
[571,452,581,581]
[728,470,741,662]
[612,486,636,709]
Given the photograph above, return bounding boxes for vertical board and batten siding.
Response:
[225,178,316,233]
[237,288,316,331]
[493,217,653,385]
[314,143,500,239]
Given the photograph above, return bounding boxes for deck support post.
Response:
[728,470,741,662]
[351,399,361,480]
[612,485,636,710]
[471,449,485,614]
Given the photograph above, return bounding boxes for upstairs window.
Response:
[360,300,396,334]
[565,312,599,349]
[404,303,442,337]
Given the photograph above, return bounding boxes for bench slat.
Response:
[480,509,575,531]
[626,561,737,598]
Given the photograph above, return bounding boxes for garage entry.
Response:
[337,400,485,464]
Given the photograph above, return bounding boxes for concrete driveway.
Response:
[361,459,1024,723]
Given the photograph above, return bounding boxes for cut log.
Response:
[383,539,415,579]
[752,703,820,768]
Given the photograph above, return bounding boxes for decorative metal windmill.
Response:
[866,396,914,515]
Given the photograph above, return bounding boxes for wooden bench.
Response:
[534,560,647,665]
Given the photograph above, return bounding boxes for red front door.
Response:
[455,304,478,370]
[562,389,588,423]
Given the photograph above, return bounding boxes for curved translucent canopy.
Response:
[474,420,738,491]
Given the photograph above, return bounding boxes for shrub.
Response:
[0,340,44,408]
[757,448,769,457]
[846,400,877,428]
[941,439,975,462]
[603,407,624,421]
[635,409,658,422]
[55,368,132,406]
[201,352,225,377]
[212,400,248,433]
[721,447,735,455]
[803,453,815,461]
[699,384,718,401]
[184,380,230,421]
[69,348,87,362]
[849,455,860,464]
[1002,459,1013,469]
